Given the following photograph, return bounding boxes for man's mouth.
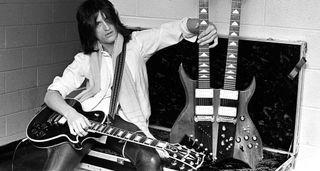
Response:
[105,31,113,37]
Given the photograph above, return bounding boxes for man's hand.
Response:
[198,22,218,48]
[65,109,91,137]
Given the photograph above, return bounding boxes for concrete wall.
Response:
[0,0,83,145]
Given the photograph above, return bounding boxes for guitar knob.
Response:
[221,140,225,146]
[244,135,249,141]
[222,125,226,131]
[221,134,225,138]
[252,136,257,141]
[240,116,245,121]
[247,143,253,149]
[236,137,241,143]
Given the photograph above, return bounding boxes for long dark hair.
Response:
[76,0,131,54]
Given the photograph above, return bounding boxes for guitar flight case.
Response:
[76,36,307,171]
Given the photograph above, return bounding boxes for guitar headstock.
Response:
[165,142,205,170]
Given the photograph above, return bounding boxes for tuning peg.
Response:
[179,164,185,170]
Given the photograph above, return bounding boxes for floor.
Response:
[0,140,48,171]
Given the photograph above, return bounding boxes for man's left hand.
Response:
[198,22,218,48]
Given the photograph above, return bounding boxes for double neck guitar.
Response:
[170,0,263,168]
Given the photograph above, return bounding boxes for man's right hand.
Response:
[65,110,91,137]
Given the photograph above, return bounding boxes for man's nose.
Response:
[102,21,110,30]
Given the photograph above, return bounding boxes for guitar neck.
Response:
[224,0,242,90]
[89,121,168,150]
[198,0,210,89]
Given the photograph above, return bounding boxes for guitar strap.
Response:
[107,41,127,123]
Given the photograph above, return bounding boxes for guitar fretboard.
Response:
[89,121,168,149]
[198,0,210,88]
[224,0,242,90]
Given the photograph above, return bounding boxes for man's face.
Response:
[95,11,118,46]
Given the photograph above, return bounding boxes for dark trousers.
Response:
[42,115,162,171]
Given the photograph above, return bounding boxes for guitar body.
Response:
[26,99,206,170]
[212,77,263,168]
[170,65,263,168]
[26,99,106,150]
[170,65,196,144]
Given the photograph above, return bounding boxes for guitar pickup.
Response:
[194,115,215,122]
[195,88,213,98]
[220,89,238,100]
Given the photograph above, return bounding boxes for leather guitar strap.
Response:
[107,42,126,123]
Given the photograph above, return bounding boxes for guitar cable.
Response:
[11,137,29,171]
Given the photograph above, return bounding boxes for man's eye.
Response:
[97,22,103,27]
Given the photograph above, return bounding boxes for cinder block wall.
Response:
[0,0,83,145]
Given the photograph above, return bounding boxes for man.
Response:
[42,0,218,170]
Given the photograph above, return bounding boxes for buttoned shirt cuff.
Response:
[181,17,198,42]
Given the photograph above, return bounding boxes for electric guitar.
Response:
[26,98,205,170]
[170,0,263,168]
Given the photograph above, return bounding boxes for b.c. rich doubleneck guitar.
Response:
[26,98,205,170]
[170,0,263,168]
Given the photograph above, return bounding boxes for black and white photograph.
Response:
[0,0,318,170]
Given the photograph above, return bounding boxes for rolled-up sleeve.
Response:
[47,53,89,98]
[132,17,197,60]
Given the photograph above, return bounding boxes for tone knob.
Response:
[236,137,241,143]
[244,135,249,141]
[252,136,257,141]
[240,116,245,121]
[247,143,253,149]
[221,141,225,146]
[222,125,226,131]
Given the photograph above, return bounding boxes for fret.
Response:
[129,133,138,141]
[125,132,133,139]
[108,126,118,135]
[150,139,160,147]
[111,127,121,136]
[156,141,167,148]
[133,134,143,142]
[97,125,106,132]
[119,130,128,138]
[116,130,125,137]
[144,138,154,145]
[105,126,113,134]
[92,123,100,130]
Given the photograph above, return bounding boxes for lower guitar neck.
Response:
[88,121,168,150]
